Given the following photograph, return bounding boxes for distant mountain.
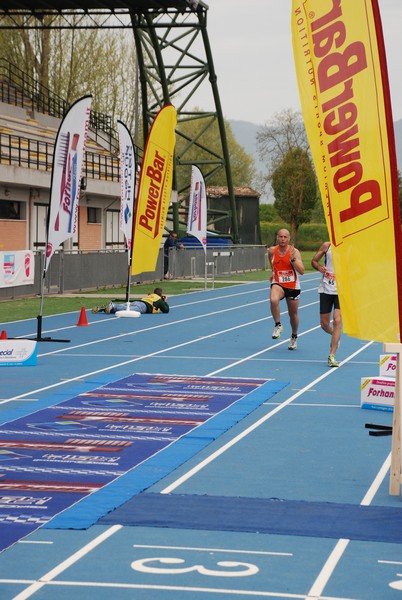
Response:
[229,119,263,174]
[230,118,402,179]
[229,119,269,200]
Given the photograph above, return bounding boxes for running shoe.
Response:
[91,305,103,314]
[272,324,283,339]
[104,301,113,314]
[328,354,339,367]
[288,335,297,350]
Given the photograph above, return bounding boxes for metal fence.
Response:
[0,131,120,180]
[0,58,119,151]
[0,246,267,300]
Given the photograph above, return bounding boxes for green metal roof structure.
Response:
[0,0,239,241]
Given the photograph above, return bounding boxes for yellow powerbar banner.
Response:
[131,105,177,276]
[292,0,401,342]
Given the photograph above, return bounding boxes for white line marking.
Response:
[360,453,391,506]
[38,300,269,356]
[304,455,392,600]
[2,286,379,600]
[133,544,292,556]
[306,539,351,599]
[207,322,320,376]
[5,280,318,331]
[2,301,318,404]
[11,524,122,600]
[11,286,272,337]
[160,341,374,493]
[18,540,53,545]
[4,579,337,598]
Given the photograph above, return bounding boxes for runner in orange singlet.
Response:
[268,229,305,350]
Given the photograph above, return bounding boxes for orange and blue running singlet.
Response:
[271,246,300,290]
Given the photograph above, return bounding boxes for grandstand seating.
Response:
[0,63,120,181]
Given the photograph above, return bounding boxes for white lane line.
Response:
[2,301,318,404]
[133,544,292,556]
[306,387,392,599]
[9,285,271,337]
[157,338,380,598]
[2,314,270,403]
[160,341,375,494]
[306,539,351,600]
[11,525,122,600]
[37,300,269,357]
[18,540,53,545]
[207,324,320,376]
[360,452,392,506]
[11,285,319,341]
[3,277,318,322]
[290,349,393,600]
[36,299,318,359]
[5,299,377,600]
[5,579,313,598]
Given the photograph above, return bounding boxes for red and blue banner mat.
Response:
[0,373,287,552]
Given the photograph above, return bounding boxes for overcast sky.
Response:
[197,0,402,125]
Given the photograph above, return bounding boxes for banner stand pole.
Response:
[383,342,402,496]
[28,256,70,343]
[116,219,137,319]
[115,256,141,317]
[204,254,207,290]
[125,262,132,304]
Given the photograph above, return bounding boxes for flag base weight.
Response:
[115,310,141,319]
[30,315,70,343]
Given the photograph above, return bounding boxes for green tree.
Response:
[257,109,318,239]
[271,147,317,242]
[0,17,138,131]
[0,14,52,91]
[257,109,308,186]
[175,113,256,192]
[259,203,279,222]
[309,195,325,223]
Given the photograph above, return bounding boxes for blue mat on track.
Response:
[0,373,287,551]
[47,376,286,531]
[99,492,402,544]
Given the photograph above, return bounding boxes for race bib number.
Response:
[324,271,336,286]
[277,269,295,284]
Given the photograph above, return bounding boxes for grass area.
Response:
[0,275,267,324]
[1,251,316,325]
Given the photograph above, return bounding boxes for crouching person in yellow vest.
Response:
[91,287,169,315]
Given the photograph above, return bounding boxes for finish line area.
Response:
[0,276,401,599]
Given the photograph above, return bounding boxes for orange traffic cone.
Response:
[0,330,7,339]
[76,307,89,327]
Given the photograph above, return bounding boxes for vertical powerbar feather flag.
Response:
[44,95,92,273]
[291,0,402,342]
[187,165,207,253]
[131,105,177,276]
[117,120,136,261]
